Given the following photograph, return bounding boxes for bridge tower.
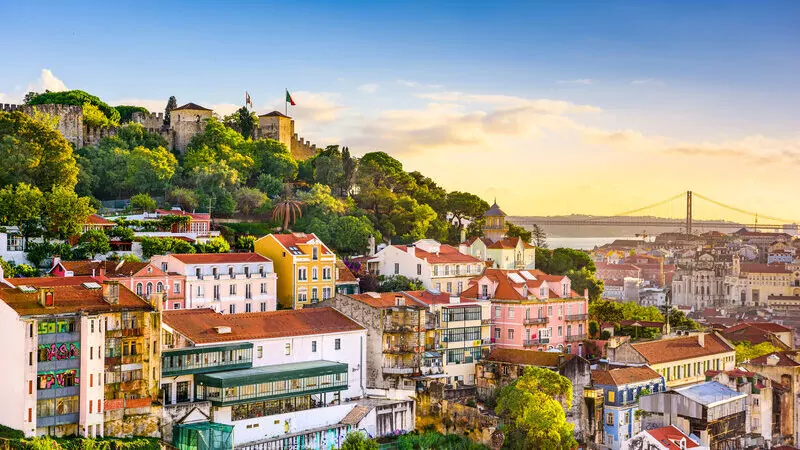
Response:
[685,190,693,236]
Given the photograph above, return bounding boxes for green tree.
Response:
[78,229,111,257]
[735,341,782,363]
[114,105,149,123]
[313,151,345,192]
[567,267,604,302]
[164,96,177,128]
[236,235,256,251]
[496,366,576,450]
[244,139,299,182]
[378,275,424,292]
[256,173,284,198]
[195,236,231,253]
[0,183,44,227]
[531,224,548,248]
[130,193,157,213]
[506,222,532,243]
[167,187,200,212]
[446,191,489,229]
[44,186,95,239]
[26,89,121,124]
[125,145,178,195]
[330,215,380,256]
[298,184,345,215]
[235,187,268,215]
[341,431,378,450]
[108,226,135,241]
[82,102,114,127]
[341,146,357,195]
[141,237,196,259]
[271,186,304,231]
[223,106,259,139]
[0,111,80,191]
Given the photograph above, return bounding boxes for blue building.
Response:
[591,366,665,449]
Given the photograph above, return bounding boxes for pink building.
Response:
[461,268,589,356]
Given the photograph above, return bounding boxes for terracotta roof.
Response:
[345,291,427,309]
[483,203,505,217]
[748,351,800,367]
[484,348,574,368]
[596,262,642,272]
[631,333,734,365]
[1,276,154,316]
[56,260,157,277]
[740,263,790,274]
[591,366,662,386]
[645,426,700,450]
[335,260,358,284]
[162,307,364,344]
[169,253,271,264]
[172,102,212,111]
[266,233,333,255]
[721,323,792,349]
[393,244,481,264]
[84,214,114,225]
[461,268,580,301]
[619,319,664,328]
[259,111,290,118]
[340,405,371,425]
[486,237,534,250]
[154,209,210,221]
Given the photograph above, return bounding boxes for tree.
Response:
[108,226,135,241]
[446,191,489,229]
[235,187,268,215]
[378,275,424,292]
[223,107,259,139]
[297,184,345,215]
[341,431,378,450]
[271,187,304,231]
[44,186,95,239]
[26,90,121,125]
[341,146,357,195]
[125,145,178,195]
[734,341,782,364]
[236,235,256,251]
[531,224,548,248]
[313,152,345,192]
[115,105,149,123]
[588,320,600,338]
[141,237,196,259]
[0,111,80,191]
[330,215,380,256]
[496,366,576,450]
[164,96,177,128]
[82,102,114,128]
[167,188,200,212]
[130,193,157,213]
[506,222,532,243]
[256,173,284,198]
[0,183,44,227]
[78,229,111,257]
[567,267,604,302]
[195,236,231,253]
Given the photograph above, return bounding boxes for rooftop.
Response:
[645,425,701,450]
[748,351,800,367]
[483,202,506,217]
[1,276,154,316]
[54,260,157,277]
[163,307,364,344]
[673,381,747,407]
[591,366,662,386]
[345,291,427,309]
[740,263,791,274]
[335,260,358,284]
[154,208,210,220]
[169,253,271,265]
[263,233,333,256]
[484,348,574,368]
[172,102,212,111]
[393,244,481,264]
[84,214,114,225]
[194,360,346,388]
[630,333,733,365]
[259,110,290,118]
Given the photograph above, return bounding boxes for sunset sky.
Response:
[1,1,798,221]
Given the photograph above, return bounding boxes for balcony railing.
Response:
[523,338,549,347]
[383,345,422,354]
[566,333,587,342]
[523,317,549,325]
[382,364,417,375]
[481,318,493,325]
[383,323,418,333]
[565,314,589,321]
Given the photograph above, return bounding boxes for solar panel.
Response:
[520,271,535,280]
[508,273,525,284]
[288,246,303,255]
[17,285,35,293]
[82,282,102,290]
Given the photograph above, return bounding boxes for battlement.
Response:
[131,111,165,129]
[291,133,317,160]
[1,103,23,112]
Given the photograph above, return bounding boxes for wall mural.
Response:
[37,369,80,390]
[38,320,76,335]
[38,342,80,361]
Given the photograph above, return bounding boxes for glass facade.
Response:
[445,347,482,364]
[443,327,482,343]
[162,343,253,377]
[442,306,481,322]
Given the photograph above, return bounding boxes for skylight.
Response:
[82,282,102,290]
[288,246,303,255]
[17,285,35,293]
[508,273,525,284]
[520,271,535,280]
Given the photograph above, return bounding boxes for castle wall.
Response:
[1,103,85,148]
[172,110,212,153]
[131,111,165,129]
[291,132,317,160]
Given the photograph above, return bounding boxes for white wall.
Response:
[0,302,29,435]
[79,315,106,437]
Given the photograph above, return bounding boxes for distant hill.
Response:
[509,215,746,238]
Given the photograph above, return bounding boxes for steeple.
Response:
[482,200,507,243]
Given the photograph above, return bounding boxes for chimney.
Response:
[52,255,61,270]
[697,333,705,347]
[214,326,232,334]
[407,245,416,257]
[102,280,120,305]
[37,287,55,308]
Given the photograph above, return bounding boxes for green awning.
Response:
[195,360,348,388]
[163,342,252,357]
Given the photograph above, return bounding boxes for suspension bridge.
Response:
[517,191,798,234]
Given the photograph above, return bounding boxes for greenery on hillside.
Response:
[734,341,782,363]
[26,89,121,126]
[536,247,604,301]
[589,298,698,340]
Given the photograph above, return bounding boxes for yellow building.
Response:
[254,233,337,309]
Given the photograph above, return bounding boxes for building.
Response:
[606,333,736,387]
[460,236,536,270]
[81,214,115,233]
[0,274,161,438]
[254,233,337,309]
[0,226,29,265]
[159,307,413,448]
[727,263,797,306]
[623,254,667,288]
[706,369,776,447]
[742,351,800,445]
[596,263,642,284]
[671,253,730,308]
[150,253,277,314]
[621,425,706,450]
[591,366,665,449]
[482,202,507,243]
[362,239,484,295]
[720,322,793,349]
[475,348,591,441]
[334,260,359,296]
[462,268,589,356]
[638,381,747,449]
[50,259,186,311]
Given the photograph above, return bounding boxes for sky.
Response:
[1,1,798,221]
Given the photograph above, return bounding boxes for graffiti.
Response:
[37,369,79,390]
[37,320,75,335]
[38,342,80,361]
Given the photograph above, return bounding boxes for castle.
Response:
[0,102,318,160]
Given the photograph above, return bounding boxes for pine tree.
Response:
[164,96,177,128]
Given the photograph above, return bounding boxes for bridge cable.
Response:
[692,192,797,224]
[587,192,686,222]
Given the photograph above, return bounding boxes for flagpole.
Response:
[285,88,288,116]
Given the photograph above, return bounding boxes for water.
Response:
[545,236,642,250]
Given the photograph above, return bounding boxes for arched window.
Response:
[156,282,164,293]
[146,283,153,296]
[136,283,143,296]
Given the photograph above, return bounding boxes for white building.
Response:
[363,239,484,295]
[150,253,278,314]
[0,226,30,265]
[160,307,414,448]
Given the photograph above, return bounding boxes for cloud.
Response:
[415,91,602,114]
[557,78,594,85]
[357,83,379,94]
[631,78,665,86]
[1,69,68,104]
[265,91,344,123]
[396,79,442,89]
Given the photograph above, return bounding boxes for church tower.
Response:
[482,201,506,243]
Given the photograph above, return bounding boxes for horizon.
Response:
[2,1,798,221]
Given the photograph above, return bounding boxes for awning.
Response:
[424,351,442,358]
[195,360,347,388]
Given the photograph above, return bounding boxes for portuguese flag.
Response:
[285,89,296,106]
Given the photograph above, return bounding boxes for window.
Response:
[394,263,400,275]
[261,282,268,294]
[507,329,514,340]
[335,338,341,350]
[91,320,95,333]
[259,265,265,276]
[284,343,291,355]
[417,264,422,276]
[229,304,236,314]
[245,303,252,313]
[228,267,234,278]
[312,247,319,260]
[136,283,143,296]
[298,268,307,281]
[312,341,317,352]
[197,285,204,297]
[558,326,562,336]
[606,413,614,426]
[173,303,181,309]
[260,302,267,312]
[257,346,263,358]
[245,284,252,299]
[311,288,319,302]
[435,283,441,291]
[457,281,463,294]
[212,267,219,279]
[495,328,501,339]
[156,282,164,293]
[195,268,202,278]
[323,267,332,280]
[244,266,250,278]
[322,287,332,300]
[230,284,237,295]
[446,282,452,293]
[433,265,439,276]
[481,285,489,298]
[623,412,630,424]
[508,308,515,319]
[174,282,181,294]
[213,285,220,300]
[146,282,153,296]
[494,306,501,319]
[298,292,308,302]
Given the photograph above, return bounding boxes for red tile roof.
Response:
[56,260,159,277]
[169,253,271,264]
[1,276,154,316]
[162,307,364,344]
[748,351,800,367]
[486,237,535,250]
[591,366,662,386]
[84,214,114,225]
[268,233,333,255]
[393,244,481,264]
[740,263,790,274]
[172,102,212,111]
[346,291,427,309]
[721,323,792,349]
[645,426,700,450]
[461,268,580,301]
[335,260,358,284]
[154,209,210,221]
[484,348,575,367]
[631,333,734,365]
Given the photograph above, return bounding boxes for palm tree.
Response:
[271,185,304,231]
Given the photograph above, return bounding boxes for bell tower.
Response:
[482,200,506,243]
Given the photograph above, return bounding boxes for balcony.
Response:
[523,317,549,326]
[565,333,587,342]
[565,314,589,322]
[382,364,417,375]
[383,321,418,333]
[105,327,144,338]
[121,354,143,365]
[481,318,493,325]
[523,338,549,347]
[383,345,421,355]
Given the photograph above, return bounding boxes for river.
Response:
[546,236,644,250]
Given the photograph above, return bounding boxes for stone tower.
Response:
[171,102,213,153]
[258,111,294,151]
[482,201,507,243]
